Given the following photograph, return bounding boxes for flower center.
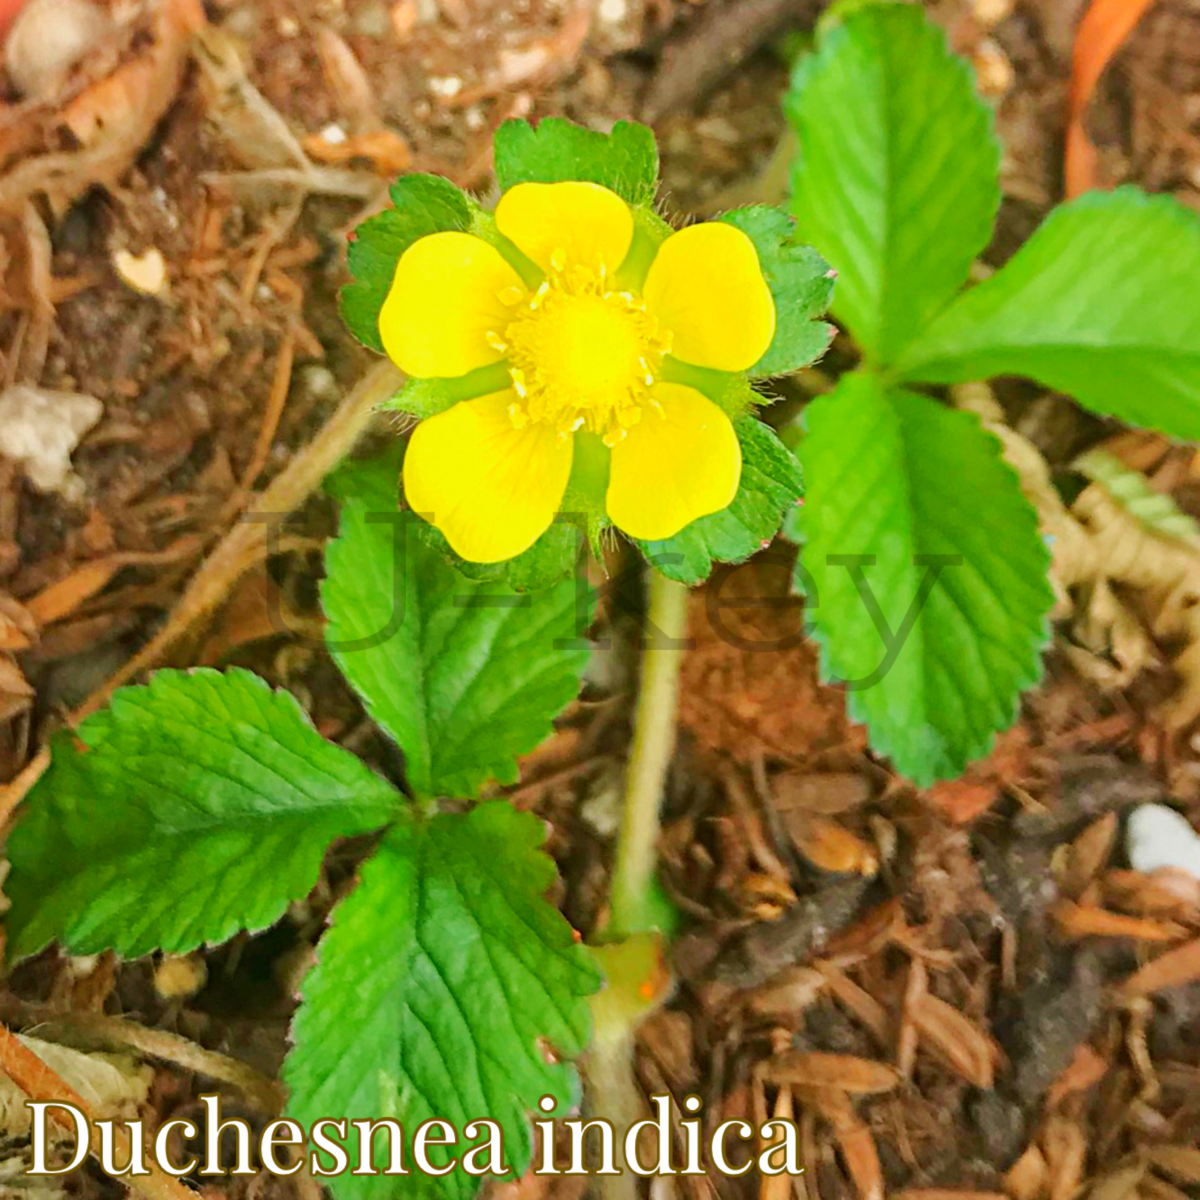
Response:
[494,264,672,446]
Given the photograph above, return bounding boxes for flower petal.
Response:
[495,181,634,277]
[379,232,526,378]
[607,382,741,540]
[644,223,776,372]
[404,390,573,563]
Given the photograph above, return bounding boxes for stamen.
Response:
[498,256,673,444]
[485,331,508,351]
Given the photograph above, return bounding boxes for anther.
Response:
[498,286,525,306]
[485,331,508,351]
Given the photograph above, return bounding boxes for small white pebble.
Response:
[0,384,103,494]
[1127,804,1200,880]
[4,0,112,99]
[428,75,462,98]
[319,122,348,144]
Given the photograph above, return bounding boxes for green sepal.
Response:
[718,206,835,378]
[380,362,513,420]
[341,174,473,353]
[494,117,659,208]
[615,207,675,289]
[660,359,761,419]
[636,416,804,585]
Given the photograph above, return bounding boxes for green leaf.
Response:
[5,669,400,962]
[637,416,804,585]
[284,802,600,1200]
[494,118,659,207]
[342,174,472,353]
[718,206,835,378]
[799,374,1053,784]
[897,189,1200,440]
[324,454,592,800]
[785,3,999,364]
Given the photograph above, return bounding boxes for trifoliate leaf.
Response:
[718,206,835,378]
[799,373,1053,784]
[342,174,472,353]
[494,117,659,207]
[284,803,600,1200]
[638,416,804,585]
[324,453,592,800]
[897,189,1200,440]
[5,669,401,962]
[785,3,999,364]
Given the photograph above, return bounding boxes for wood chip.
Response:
[1004,1144,1049,1200]
[911,992,998,1088]
[1140,1173,1196,1200]
[1085,1161,1144,1200]
[1146,1146,1200,1186]
[764,1052,899,1094]
[1052,899,1186,942]
[796,1087,882,1200]
[301,127,411,175]
[743,966,827,1020]
[0,592,37,650]
[1117,935,1200,997]
[771,770,871,815]
[1058,811,1119,899]
[787,813,879,876]
[758,1085,795,1200]
[1045,1043,1109,1109]
[814,962,890,1046]
[823,899,903,960]
[893,1193,1008,1200]
[1103,868,1200,922]
[0,654,34,722]
[897,955,927,1080]
[25,558,122,626]
[1042,1116,1087,1200]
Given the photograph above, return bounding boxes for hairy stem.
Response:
[608,566,689,937]
[585,1020,643,1200]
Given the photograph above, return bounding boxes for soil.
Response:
[3,0,1200,1198]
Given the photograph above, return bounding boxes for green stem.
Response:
[607,566,689,937]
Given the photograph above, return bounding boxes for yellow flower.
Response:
[379,181,776,563]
